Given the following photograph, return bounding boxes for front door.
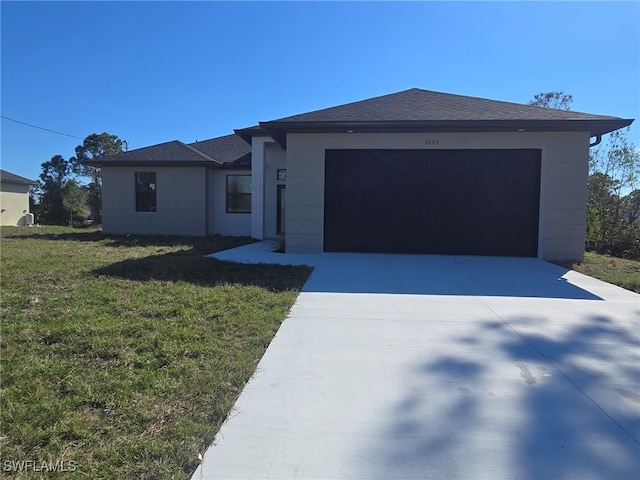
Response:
[277,185,286,235]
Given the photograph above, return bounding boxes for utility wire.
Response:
[1,115,84,140]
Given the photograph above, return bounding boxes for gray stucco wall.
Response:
[209,169,251,237]
[285,131,591,263]
[102,166,208,236]
[208,144,284,238]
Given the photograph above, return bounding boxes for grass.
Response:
[572,252,640,293]
[0,226,312,479]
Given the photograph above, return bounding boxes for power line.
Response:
[1,115,84,140]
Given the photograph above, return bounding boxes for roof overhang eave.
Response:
[6,180,39,186]
[82,160,223,168]
[234,124,288,149]
[234,126,268,145]
[258,118,634,140]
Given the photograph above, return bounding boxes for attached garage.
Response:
[324,149,541,256]
[253,89,632,263]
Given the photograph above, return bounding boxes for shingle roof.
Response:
[85,140,222,167]
[252,88,633,148]
[187,134,251,168]
[0,169,37,185]
[84,134,253,168]
[86,88,634,164]
[268,88,621,123]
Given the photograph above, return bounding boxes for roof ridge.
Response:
[127,139,183,152]
[188,132,240,144]
[178,140,222,166]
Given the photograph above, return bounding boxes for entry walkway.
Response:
[194,241,640,479]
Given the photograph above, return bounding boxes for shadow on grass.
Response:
[1,227,312,292]
[361,313,640,479]
[94,249,313,292]
[0,227,253,255]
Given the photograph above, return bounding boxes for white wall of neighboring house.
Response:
[284,131,591,263]
[0,182,32,226]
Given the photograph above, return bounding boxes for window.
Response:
[226,175,251,213]
[277,185,286,235]
[135,172,156,212]
[277,169,287,181]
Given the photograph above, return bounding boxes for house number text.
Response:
[425,139,439,146]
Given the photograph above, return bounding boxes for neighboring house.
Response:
[86,88,633,263]
[0,169,37,226]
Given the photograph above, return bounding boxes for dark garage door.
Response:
[324,149,541,256]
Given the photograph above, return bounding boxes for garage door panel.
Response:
[324,149,540,256]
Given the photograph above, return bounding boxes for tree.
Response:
[531,92,640,259]
[586,172,619,251]
[38,155,73,225]
[623,189,640,224]
[588,128,640,257]
[528,91,573,110]
[62,180,87,226]
[70,132,123,223]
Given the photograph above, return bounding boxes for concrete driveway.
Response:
[194,243,640,480]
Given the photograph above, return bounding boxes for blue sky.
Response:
[2,1,639,182]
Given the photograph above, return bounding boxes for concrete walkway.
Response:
[194,241,640,480]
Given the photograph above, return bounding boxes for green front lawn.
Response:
[573,252,640,293]
[0,226,312,479]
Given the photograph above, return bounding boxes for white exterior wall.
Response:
[210,169,252,237]
[285,131,591,263]
[101,166,208,236]
[0,182,32,226]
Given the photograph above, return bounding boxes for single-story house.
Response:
[0,169,37,226]
[87,88,633,263]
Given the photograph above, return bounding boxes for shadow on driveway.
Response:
[303,254,603,300]
[363,313,640,479]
